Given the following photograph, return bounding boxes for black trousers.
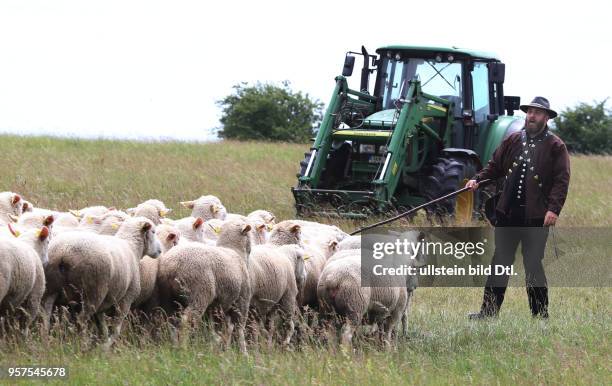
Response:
[480,208,550,317]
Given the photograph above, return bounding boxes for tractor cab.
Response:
[293,45,522,219]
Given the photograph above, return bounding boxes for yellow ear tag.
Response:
[111,223,119,230]
[213,226,221,234]
[303,254,310,261]
[160,210,168,218]
[86,216,94,224]
[15,229,21,237]
[35,229,40,237]
[266,224,273,231]
[303,239,310,244]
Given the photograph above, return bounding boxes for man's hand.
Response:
[465,179,479,191]
[544,211,558,226]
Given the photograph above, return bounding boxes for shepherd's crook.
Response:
[349,179,491,235]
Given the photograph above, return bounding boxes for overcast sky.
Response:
[0,0,610,141]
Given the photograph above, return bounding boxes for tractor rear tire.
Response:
[421,156,479,222]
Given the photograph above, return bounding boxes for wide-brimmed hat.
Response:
[520,96,557,119]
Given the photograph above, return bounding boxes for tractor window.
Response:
[380,57,462,110]
[472,62,490,122]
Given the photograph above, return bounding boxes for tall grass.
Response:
[0,135,610,384]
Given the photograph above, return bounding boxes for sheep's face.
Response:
[17,226,50,267]
[156,223,180,253]
[142,221,162,258]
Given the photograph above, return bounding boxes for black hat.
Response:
[520,96,557,119]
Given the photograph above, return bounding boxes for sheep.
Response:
[127,200,171,225]
[317,230,424,347]
[13,212,55,233]
[156,218,252,354]
[247,210,276,228]
[180,195,227,221]
[247,244,306,346]
[0,192,23,225]
[68,205,111,219]
[337,235,361,251]
[292,220,349,244]
[0,226,49,332]
[133,223,181,315]
[267,220,302,246]
[42,217,161,348]
[164,216,205,243]
[78,210,129,235]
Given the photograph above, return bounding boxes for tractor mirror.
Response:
[488,62,505,83]
[504,96,521,116]
[342,55,356,77]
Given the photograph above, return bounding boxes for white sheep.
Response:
[247,210,276,229]
[68,205,111,219]
[133,223,181,315]
[42,217,161,348]
[0,226,50,332]
[78,210,129,235]
[0,192,24,225]
[127,200,171,225]
[180,195,227,221]
[248,244,306,346]
[164,216,205,243]
[317,230,424,347]
[156,218,252,354]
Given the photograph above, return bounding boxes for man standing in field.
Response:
[465,97,570,319]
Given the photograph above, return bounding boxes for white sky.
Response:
[0,0,610,141]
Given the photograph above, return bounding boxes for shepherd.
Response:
[465,96,570,319]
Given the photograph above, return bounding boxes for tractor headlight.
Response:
[359,144,376,154]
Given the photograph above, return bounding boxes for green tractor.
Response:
[292,45,524,221]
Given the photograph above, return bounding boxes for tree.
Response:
[553,100,611,154]
[217,81,324,142]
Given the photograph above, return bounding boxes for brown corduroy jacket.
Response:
[474,127,570,219]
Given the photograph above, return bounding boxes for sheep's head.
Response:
[156,223,181,253]
[269,221,301,246]
[248,210,276,230]
[117,217,162,259]
[180,196,227,221]
[21,200,34,213]
[280,244,307,290]
[9,224,50,267]
[248,217,269,245]
[216,219,252,260]
[127,203,162,225]
[142,199,172,218]
[16,213,55,233]
[0,192,24,218]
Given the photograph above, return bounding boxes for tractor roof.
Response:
[377,45,499,61]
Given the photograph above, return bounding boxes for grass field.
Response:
[0,134,610,385]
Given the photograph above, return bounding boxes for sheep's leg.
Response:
[340,319,354,347]
[224,313,235,351]
[102,299,131,350]
[278,295,296,347]
[95,312,110,343]
[41,293,58,334]
[265,313,277,348]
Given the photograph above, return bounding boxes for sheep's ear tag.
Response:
[159,210,168,218]
[303,254,310,261]
[7,223,20,237]
[303,239,310,244]
[69,210,82,218]
[266,224,274,231]
[8,214,19,223]
[86,216,94,224]
[207,223,220,234]
[111,223,119,230]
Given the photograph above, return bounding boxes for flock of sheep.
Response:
[0,191,421,354]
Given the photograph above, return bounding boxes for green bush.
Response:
[217,81,323,142]
[553,100,611,154]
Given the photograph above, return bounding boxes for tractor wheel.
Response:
[421,156,479,223]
